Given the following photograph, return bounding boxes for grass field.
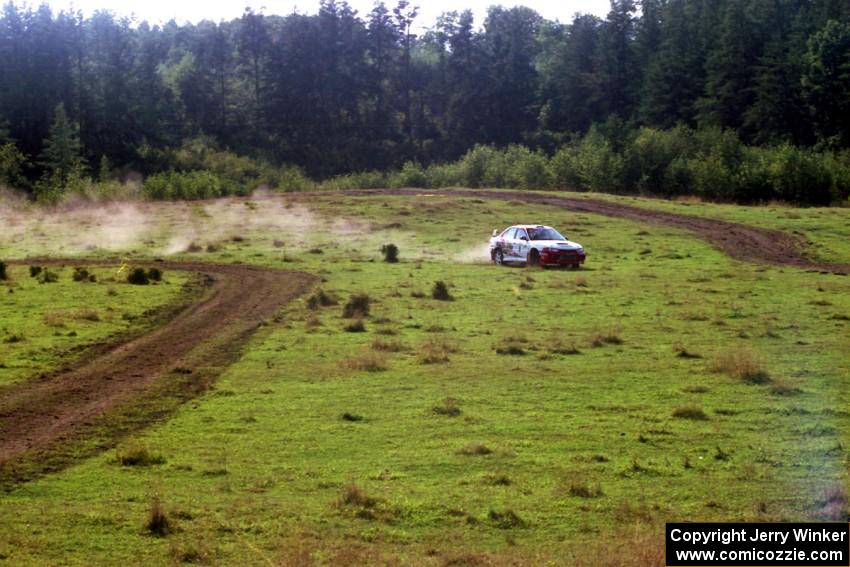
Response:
[1,192,849,565]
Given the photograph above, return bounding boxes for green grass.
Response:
[0,265,190,387]
[0,193,848,564]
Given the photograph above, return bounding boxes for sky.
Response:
[39,0,612,28]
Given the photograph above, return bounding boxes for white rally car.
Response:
[490,224,586,268]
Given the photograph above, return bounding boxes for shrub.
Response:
[487,508,526,529]
[29,266,42,278]
[381,243,399,263]
[127,267,150,285]
[341,412,363,422]
[338,483,377,509]
[389,161,427,188]
[432,397,461,417]
[145,496,172,537]
[458,144,502,188]
[566,477,604,498]
[342,294,370,318]
[147,267,162,282]
[306,288,338,309]
[321,170,388,190]
[550,144,583,189]
[143,170,223,200]
[432,280,452,301]
[0,260,6,280]
[38,268,58,283]
[72,267,95,282]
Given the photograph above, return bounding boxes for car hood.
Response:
[532,239,583,250]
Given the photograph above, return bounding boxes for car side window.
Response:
[503,228,516,239]
[516,228,528,240]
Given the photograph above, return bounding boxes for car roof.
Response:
[510,224,552,229]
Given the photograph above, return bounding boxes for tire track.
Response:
[0,260,315,484]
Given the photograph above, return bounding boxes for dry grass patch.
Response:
[672,405,708,420]
[769,381,802,396]
[562,474,603,498]
[335,483,400,522]
[340,352,387,372]
[458,443,493,456]
[115,442,165,467]
[371,338,407,352]
[419,339,455,364]
[709,348,770,383]
[586,327,623,347]
[432,397,462,417]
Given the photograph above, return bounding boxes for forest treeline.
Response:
[1,0,849,203]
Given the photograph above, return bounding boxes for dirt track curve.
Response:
[321,189,850,274]
[0,260,315,484]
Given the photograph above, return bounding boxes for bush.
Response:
[0,260,6,281]
[147,267,162,282]
[432,280,452,301]
[306,288,338,309]
[389,161,427,188]
[342,294,370,318]
[550,145,583,189]
[381,243,399,263]
[432,397,461,417]
[127,267,150,285]
[764,144,833,205]
[143,170,223,200]
[38,268,58,283]
[145,496,172,537]
[72,267,95,282]
[321,170,388,190]
[29,266,42,278]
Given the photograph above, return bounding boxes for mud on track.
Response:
[324,189,850,274]
[0,260,315,486]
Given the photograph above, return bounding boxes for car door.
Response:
[514,228,529,260]
[499,228,516,260]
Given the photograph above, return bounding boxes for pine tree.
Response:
[39,102,86,191]
[802,19,850,147]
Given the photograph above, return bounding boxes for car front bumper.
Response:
[540,250,586,266]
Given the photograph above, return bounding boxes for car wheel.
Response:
[526,249,540,268]
[494,249,504,265]
[571,264,579,270]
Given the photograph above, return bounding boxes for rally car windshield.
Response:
[527,227,565,241]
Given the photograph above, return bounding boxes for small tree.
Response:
[381,243,399,263]
[38,103,87,197]
[432,280,452,301]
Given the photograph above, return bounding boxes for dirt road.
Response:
[323,189,850,274]
[0,260,315,485]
